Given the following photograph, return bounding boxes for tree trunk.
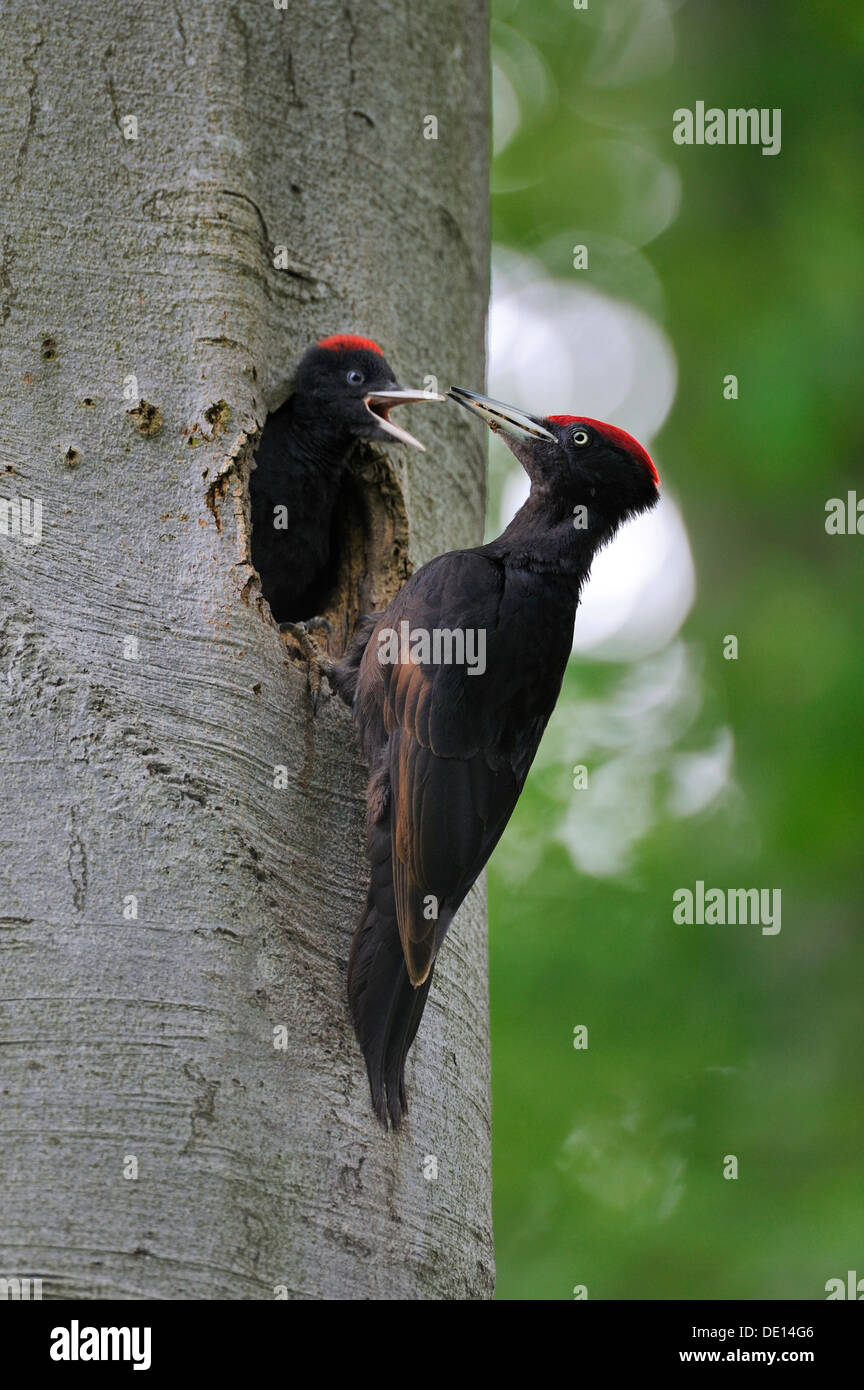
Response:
[0,0,491,1300]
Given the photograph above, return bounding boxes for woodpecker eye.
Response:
[346,369,364,386]
[571,428,590,447]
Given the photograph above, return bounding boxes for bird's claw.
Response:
[279,618,334,714]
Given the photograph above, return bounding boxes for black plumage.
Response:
[330,387,661,1126]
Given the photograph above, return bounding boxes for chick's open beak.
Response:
[447,386,556,442]
[364,386,445,451]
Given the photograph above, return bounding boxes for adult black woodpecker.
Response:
[328,386,660,1127]
[250,334,442,624]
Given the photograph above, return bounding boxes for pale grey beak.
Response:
[364,387,445,451]
[447,386,556,442]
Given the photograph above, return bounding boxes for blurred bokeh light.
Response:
[486,0,864,1301]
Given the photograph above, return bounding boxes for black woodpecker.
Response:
[328,386,660,1126]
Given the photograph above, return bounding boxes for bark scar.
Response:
[66,809,87,913]
[181,1061,220,1153]
[12,25,45,198]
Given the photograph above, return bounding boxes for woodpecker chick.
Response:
[250,334,442,624]
[331,386,660,1127]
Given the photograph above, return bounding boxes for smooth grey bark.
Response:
[0,0,491,1299]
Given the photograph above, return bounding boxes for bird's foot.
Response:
[280,618,334,714]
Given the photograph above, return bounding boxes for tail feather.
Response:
[347,886,434,1128]
[345,727,445,1127]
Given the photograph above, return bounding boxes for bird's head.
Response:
[449,386,659,523]
[294,335,443,450]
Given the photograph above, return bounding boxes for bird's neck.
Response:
[489,484,616,580]
[284,398,356,478]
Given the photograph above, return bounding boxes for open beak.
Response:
[447,386,556,442]
[364,386,445,451]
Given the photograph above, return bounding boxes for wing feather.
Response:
[361,552,534,984]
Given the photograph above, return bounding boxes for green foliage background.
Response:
[487,0,864,1300]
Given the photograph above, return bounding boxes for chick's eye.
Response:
[346,369,364,385]
[571,429,590,446]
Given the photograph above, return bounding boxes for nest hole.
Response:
[250,438,410,659]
